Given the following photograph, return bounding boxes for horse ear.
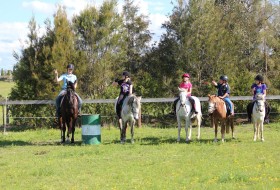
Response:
[207,94,211,98]
[138,96,142,101]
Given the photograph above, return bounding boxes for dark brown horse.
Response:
[60,81,78,143]
[208,95,235,142]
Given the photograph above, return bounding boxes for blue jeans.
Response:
[223,97,233,114]
[55,90,82,117]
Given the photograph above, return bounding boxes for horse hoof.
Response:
[261,139,265,142]
[131,140,135,144]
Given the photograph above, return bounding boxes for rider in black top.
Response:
[113,71,133,127]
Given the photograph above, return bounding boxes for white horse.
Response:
[176,88,202,142]
[252,94,266,142]
[115,94,141,144]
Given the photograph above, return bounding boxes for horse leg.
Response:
[186,119,191,142]
[253,122,257,141]
[221,122,225,143]
[66,120,71,142]
[184,119,189,143]
[121,121,127,144]
[61,118,66,143]
[71,119,76,143]
[260,121,264,142]
[177,116,181,142]
[130,120,135,144]
[196,114,201,140]
[231,119,235,139]
[214,119,218,142]
[118,118,123,142]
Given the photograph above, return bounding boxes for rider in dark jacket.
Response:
[112,71,133,127]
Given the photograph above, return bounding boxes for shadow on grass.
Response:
[0,139,84,147]
[103,136,242,145]
[0,140,33,147]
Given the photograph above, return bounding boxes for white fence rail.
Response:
[1,95,280,105]
[1,96,280,134]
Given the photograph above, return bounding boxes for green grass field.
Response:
[0,81,15,125]
[0,81,14,98]
[0,124,279,190]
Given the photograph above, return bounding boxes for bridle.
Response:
[177,92,188,114]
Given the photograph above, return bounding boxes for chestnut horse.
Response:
[60,81,78,143]
[208,95,235,142]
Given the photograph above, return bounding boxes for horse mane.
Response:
[208,95,224,104]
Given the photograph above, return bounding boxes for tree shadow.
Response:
[0,140,33,147]
[0,139,84,147]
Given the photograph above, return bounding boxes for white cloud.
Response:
[0,22,28,53]
[149,13,169,41]
[22,1,56,15]
[60,0,91,16]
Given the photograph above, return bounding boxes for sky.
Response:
[0,0,175,71]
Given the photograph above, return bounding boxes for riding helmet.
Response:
[182,73,190,78]
[220,75,228,81]
[67,64,74,70]
[122,71,130,77]
[254,74,264,82]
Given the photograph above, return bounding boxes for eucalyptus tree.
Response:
[72,0,126,98]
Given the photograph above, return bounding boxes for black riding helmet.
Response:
[220,75,228,81]
[254,74,264,82]
[122,71,130,77]
[67,64,74,70]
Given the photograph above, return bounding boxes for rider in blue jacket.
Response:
[212,75,234,116]
[54,64,82,118]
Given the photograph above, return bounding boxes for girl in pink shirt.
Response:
[171,73,197,115]
[179,73,192,96]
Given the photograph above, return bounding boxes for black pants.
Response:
[247,101,271,122]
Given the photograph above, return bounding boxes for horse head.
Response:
[66,80,75,91]
[255,94,265,113]
[207,94,220,114]
[178,87,188,105]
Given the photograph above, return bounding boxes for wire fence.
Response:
[1,96,280,132]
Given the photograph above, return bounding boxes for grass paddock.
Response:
[0,123,279,190]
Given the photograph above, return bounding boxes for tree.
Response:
[122,0,152,72]
[73,0,126,98]
[51,6,83,97]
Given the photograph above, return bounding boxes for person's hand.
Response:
[212,81,217,85]
[219,96,223,99]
